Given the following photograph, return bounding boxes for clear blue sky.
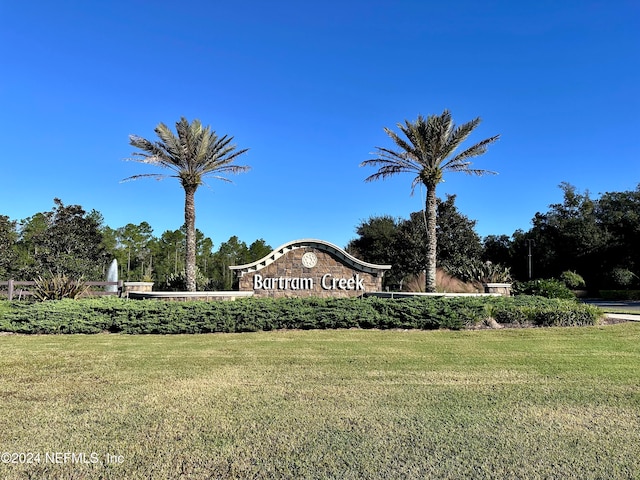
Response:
[1,0,638,250]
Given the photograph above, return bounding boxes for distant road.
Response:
[582,299,640,313]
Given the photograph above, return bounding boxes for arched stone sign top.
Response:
[229,239,391,298]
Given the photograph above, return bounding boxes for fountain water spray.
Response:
[106,259,118,292]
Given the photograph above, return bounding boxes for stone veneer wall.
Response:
[238,247,384,298]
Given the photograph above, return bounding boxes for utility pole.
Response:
[525,239,535,280]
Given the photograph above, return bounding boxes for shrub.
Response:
[608,268,638,288]
[512,279,575,300]
[32,274,89,301]
[165,268,211,291]
[0,299,111,333]
[487,296,601,327]
[560,270,586,289]
[0,295,602,334]
[0,300,11,320]
[446,260,512,284]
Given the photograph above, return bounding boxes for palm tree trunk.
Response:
[184,186,197,292]
[425,183,438,292]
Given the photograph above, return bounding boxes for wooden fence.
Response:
[0,280,124,301]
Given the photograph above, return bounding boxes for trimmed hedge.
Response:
[0,296,603,335]
[487,296,602,327]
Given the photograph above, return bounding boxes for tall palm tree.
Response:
[361,109,499,292]
[125,117,249,292]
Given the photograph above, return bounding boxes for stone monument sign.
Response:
[230,239,391,298]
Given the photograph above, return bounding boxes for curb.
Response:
[604,313,640,322]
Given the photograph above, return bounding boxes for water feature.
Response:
[106,259,118,292]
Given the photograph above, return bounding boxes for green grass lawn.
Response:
[1,324,639,479]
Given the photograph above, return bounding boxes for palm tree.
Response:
[125,117,249,292]
[361,109,499,292]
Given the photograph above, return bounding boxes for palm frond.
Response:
[362,147,421,169]
[120,173,170,183]
[154,122,182,160]
[179,117,203,170]
[363,167,416,183]
[127,134,181,172]
[206,164,251,175]
[206,175,235,183]
[438,116,481,160]
[385,126,418,159]
[448,165,497,176]
[361,156,420,183]
[424,111,452,162]
[447,134,500,162]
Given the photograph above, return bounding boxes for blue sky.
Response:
[1,0,638,251]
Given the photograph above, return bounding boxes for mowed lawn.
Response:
[1,324,639,479]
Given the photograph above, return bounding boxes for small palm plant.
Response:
[32,274,89,301]
[446,261,512,286]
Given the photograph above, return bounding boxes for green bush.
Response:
[0,295,602,334]
[487,296,601,327]
[512,279,576,300]
[446,260,512,283]
[560,270,586,289]
[0,300,12,321]
[165,267,211,291]
[608,268,638,288]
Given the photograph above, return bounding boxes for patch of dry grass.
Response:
[404,269,480,293]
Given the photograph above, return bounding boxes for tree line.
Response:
[2,183,638,293]
[348,183,640,292]
[0,198,271,290]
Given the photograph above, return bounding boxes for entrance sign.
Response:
[230,239,391,298]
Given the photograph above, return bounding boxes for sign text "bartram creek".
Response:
[253,273,365,291]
